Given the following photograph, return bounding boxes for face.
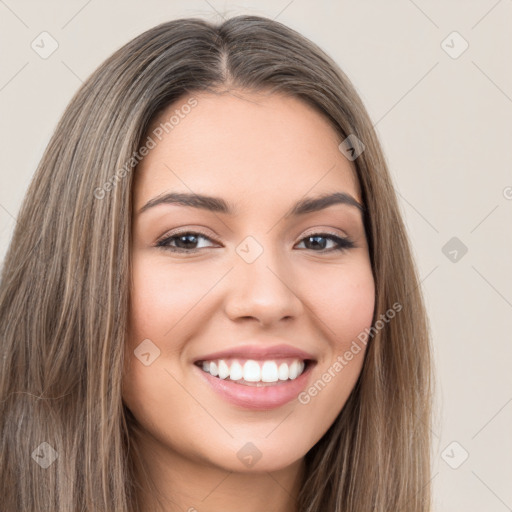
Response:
[122,90,375,475]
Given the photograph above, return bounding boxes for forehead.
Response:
[134,90,361,210]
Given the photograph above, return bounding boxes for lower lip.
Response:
[194,362,315,410]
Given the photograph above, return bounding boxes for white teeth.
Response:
[218,360,230,379]
[278,362,289,380]
[199,358,307,383]
[261,361,278,382]
[229,361,243,381]
[289,360,299,379]
[243,360,261,382]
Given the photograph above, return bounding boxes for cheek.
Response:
[128,256,212,343]
[292,265,374,449]
[307,259,376,348]
[122,256,193,429]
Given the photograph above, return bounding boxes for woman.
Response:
[0,14,433,512]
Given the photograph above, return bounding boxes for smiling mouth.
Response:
[194,358,315,386]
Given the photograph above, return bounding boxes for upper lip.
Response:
[194,343,317,363]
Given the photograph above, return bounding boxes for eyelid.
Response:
[300,227,349,240]
[155,227,219,247]
[156,227,350,246]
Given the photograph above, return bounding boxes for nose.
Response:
[224,245,303,327]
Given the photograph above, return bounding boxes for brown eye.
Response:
[296,233,355,252]
[156,231,217,252]
[155,231,355,254]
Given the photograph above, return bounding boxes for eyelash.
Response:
[155,229,355,254]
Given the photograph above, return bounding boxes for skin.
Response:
[122,89,375,512]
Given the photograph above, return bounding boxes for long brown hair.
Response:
[0,15,433,511]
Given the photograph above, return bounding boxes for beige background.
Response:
[1,1,511,510]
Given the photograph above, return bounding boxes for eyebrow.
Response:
[138,191,365,217]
